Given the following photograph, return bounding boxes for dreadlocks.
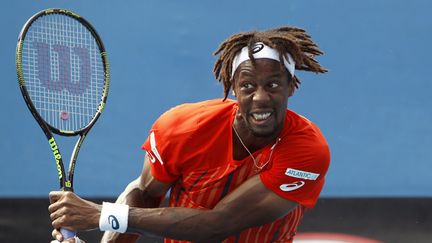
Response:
[213,26,327,99]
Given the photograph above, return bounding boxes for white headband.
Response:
[231,42,295,78]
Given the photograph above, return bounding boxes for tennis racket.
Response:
[16,8,110,239]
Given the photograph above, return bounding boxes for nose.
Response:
[252,87,271,103]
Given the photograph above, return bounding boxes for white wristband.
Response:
[99,202,129,233]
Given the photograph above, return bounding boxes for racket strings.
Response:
[21,13,105,132]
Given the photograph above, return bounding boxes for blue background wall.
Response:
[1,0,431,197]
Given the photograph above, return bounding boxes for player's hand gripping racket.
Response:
[16,9,109,239]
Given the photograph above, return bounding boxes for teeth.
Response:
[252,112,271,121]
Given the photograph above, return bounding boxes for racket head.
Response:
[16,8,110,136]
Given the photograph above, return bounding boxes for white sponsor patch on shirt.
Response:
[279,181,305,192]
[150,131,164,165]
[285,168,319,180]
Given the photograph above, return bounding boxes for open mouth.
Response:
[252,112,272,121]
[250,111,274,126]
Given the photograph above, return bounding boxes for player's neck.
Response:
[232,119,280,159]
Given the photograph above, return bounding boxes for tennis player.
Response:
[49,26,330,243]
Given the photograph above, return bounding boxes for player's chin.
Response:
[251,126,278,137]
[248,117,279,137]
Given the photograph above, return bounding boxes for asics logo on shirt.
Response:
[279,181,305,192]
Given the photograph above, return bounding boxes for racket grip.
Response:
[60,228,76,240]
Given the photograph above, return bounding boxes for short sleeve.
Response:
[142,129,181,183]
[260,125,330,208]
[141,105,197,183]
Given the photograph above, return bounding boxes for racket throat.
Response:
[62,181,73,191]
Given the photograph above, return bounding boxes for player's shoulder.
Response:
[276,110,330,170]
[152,99,236,137]
[281,110,330,159]
[284,110,327,144]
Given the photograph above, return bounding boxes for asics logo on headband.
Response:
[252,43,264,53]
[231,42,295,78]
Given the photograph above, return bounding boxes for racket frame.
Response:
[16,8,110,191]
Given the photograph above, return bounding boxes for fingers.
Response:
[51,228,85,243]
[48,191,66,214]
[48,191,74,215]
[48,191,75,229]
[51,215,67,230]
[52,229,63,242]
[49,204,67,222]
[48,191,101,232]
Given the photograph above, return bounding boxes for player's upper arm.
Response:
[209,174,298,239]
[138,154,172,199]
[119,154,172,207]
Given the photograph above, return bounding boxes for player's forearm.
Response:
[101,178,164,243]
[127,206,227,242]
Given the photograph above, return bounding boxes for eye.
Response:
[240,82,254,90]
[268,82,279,88]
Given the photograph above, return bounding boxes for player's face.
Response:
[233,59,293,138]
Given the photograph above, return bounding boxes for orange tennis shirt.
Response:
[142,99,330,243]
